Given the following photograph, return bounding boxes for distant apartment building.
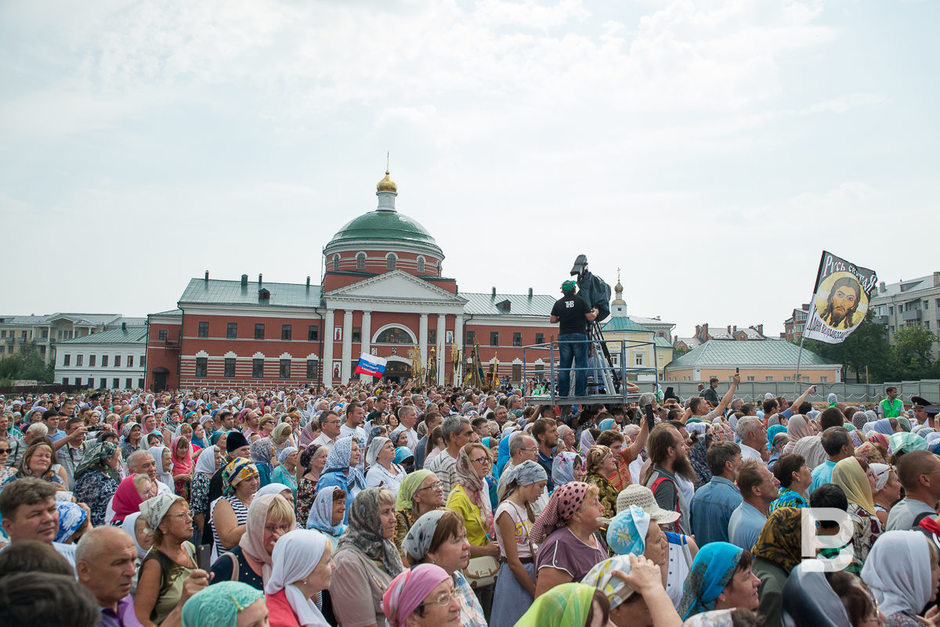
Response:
[54,324,147,390]
[869,272,940,359]
[0,313,145,365]
[674,323,767,351]
[782,304,810,341]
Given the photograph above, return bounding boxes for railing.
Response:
[902,309,922,322]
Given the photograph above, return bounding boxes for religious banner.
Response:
[803,251,877,344]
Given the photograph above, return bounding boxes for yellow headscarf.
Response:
[831,456,876,514]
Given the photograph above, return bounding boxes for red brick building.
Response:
[146,172,559,391]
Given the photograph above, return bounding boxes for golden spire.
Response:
[615,267,623,293]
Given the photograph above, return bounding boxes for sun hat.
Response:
[615,484,680,524]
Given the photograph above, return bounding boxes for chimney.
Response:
[757,324,764,336]
[528,287,533,298]
[732,325,737,333]
[204,270,209,283]
[241,274,248,287]
[306,276,311,291]
[491,287,496,298]
[727,325,731,334]
[879,281,886,293]
[258,273,263,286]
[121,322,127,332]
[702,323,709,340]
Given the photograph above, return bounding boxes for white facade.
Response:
[870,272,940,360]
[55,326,147,389]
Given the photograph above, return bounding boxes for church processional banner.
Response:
[803,251,878,345]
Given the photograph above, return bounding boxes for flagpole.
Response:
[794,333,806,397]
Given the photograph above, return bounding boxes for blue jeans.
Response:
[557,332,588,397]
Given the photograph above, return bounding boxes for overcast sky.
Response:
[2,0,937,338]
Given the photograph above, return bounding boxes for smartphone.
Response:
[196,544,212,571]
[644,403,655,430]
[736,367,740,375]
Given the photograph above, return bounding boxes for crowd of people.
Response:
[1,378,939,627]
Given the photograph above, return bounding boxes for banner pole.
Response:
[794,333,807,397]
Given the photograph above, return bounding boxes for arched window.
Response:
[386,253,397,271]
[332,254,340,271]
[356,252,366,270]
[375,326,413,344]
[416,256,425,274]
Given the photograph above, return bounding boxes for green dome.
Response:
[325,209,443,257]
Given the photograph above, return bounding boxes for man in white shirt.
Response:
[426,416,473,496]
[736,416,768,462]
[313,410,342,452]
[398,406,419,451]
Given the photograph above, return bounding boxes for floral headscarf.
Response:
[222,457,258,496]
[322,436,367,492]
[249,438,276,471]
[402,509,449,562]
[531,481,589,543]
[56,502,88,543]
[306,486,346,536]
[855,442,885,465]
[751,507,802,573]
[336,487,403,576]
[552,451,583,486]
[72,441,120,483]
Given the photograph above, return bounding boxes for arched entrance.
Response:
[383,358,412,383]
[152,367,169,392]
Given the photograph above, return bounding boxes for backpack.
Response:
[649,475,681,533]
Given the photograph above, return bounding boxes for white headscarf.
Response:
[366,437,391,467]
[265,529,330,627]
[860,530,932,617]
[120,512,150,560]
[193,445,218,476]
[149,445,174,486]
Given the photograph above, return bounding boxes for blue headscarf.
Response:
[677,542,746,619]
[305,485,346,536]
[394,446,414,465]
[873,419,894,435]
[496,430,521,476]
[552,451,583,486]
[767,424,787,446]
[56,502,88,543]
[319,436,366,495]
[599,418,615,432]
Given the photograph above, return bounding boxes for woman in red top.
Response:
[265,529,333,627]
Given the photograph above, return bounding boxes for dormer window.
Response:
[386,253,397,271]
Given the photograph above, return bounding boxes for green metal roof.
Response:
[666,339,836,368]
[58,326,147,345]
[325,209,443,257]
[462,292,556,316]
[179,279,323,308]
[602,316,652,333]
[653,336,673,348]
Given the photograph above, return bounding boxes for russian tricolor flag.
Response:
[354,353,387,377]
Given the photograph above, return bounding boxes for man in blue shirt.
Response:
[690,441,742,545]
[809,426,854,495]
[728,460,775,551]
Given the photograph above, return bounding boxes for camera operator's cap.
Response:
[616,484,681,524]
[561,280,577,292]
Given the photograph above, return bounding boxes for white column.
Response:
[361,311,372,355]
[341,310,353,384]
[322,309,334,387]
[453,315,464,386]
[436,313,446,384]
[419,314,428,368]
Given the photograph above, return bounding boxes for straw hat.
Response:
[615,484,680,524]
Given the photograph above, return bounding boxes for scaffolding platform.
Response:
[524,393,643,406]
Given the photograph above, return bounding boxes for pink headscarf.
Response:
[171,436,193,476]
[783,415,813,454]
[383,564,451,627]
[112,476,144,524]
[530,481,589,543]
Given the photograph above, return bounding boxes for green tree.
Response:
[890,325,938,380]
[0,347,54,385]
[673,345,691,358]
[799,312,891,383]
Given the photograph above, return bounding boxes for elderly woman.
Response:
[445,443,500,558]
[190,444,221,538]
[210,493,295,591]
[315,436,366,521]
[264,528,334,627]
[750,508,803,626]
[181,581,266,627]
[3,440,66,489]
[394,469,444,550]
[294,444,327,527]
[249,438,276,487]
[150,445,175,488]
[584,445,619,519]
[677,542,760,619]
[305,486,346,548]
[383,564,461,627]
[871,462,903,526]
[121,422,143,459]
[365,436,405,495]
[552,451,585,486]
[72,441,122,526]
[782,416,814,454]
[402,509,487,627]
[270,423,294,456]
[861,530,940,627]
[516,582,612,627]
[135,493,198,625]
[210,458,260,560]
[111,473,157,525]
[533,482,609,597]
[491,460,548,627]
[270,447,299,496]
[330,487,403,627]
[831,456,883,572]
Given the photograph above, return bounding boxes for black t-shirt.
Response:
[551,294,590,335]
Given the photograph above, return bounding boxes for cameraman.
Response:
[550,280,597,397]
